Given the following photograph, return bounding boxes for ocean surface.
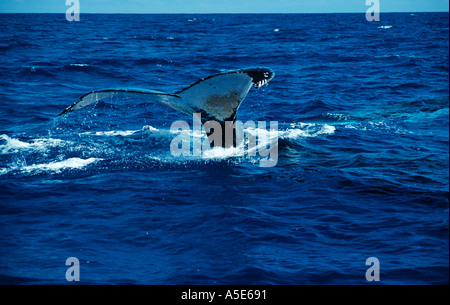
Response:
[0,13,448,285]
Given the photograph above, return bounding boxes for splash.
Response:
[20,157,102,173]
[0,134,66,154]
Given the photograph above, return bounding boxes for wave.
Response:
[62,63,98,72]
[17,61,125,80]
[0,134,95,175]
[80,130,140,137]
[280,123,336,139]
[0,41,38,52]
[132,57,174,66]
[2,157,102,175]
[19,66,55,78]
[393,82,431,90]
[0,120,337,175]
[0,134,67,154]
[296,99,341,115]
[24,157,102,173]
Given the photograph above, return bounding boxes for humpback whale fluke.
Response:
[58,67,275,146]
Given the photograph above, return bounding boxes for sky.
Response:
[0,0,448,14]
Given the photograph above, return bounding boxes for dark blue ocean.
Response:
[0,13,448,285]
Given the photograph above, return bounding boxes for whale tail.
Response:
[58,67,275,146]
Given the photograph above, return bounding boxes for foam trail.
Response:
[0,134,66,154]
[0,134,30,153]
[79,125,160,137]
[80,130,139,136]
[280,123,336,139]
[20,158,102,173]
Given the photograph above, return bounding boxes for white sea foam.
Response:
[20,157,102,173]
[142,125,159,132]
[0,134,30,153]
[324,113,351,121]
[171,122,335,160]
[378,25,393,29]
[202,145,244,160]
[280,123,336,139]
[93,130,139,136]
[80,125,159,137]
[0,134,66,154]
[0,157,103,175]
